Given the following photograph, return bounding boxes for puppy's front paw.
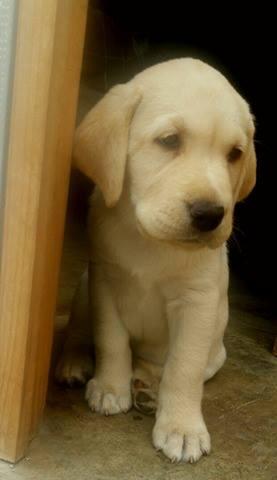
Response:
[86,378,132,415]
[153,413,211,463]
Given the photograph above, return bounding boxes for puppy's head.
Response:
[74,58,256,249]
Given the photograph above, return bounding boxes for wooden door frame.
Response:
[0,0,88,463]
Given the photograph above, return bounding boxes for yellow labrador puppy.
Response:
[56,58,256,463]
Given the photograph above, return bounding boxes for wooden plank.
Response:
[0,0,88,462]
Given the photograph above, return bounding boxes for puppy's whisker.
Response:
[228,230,242,253]
[233,223,246,240]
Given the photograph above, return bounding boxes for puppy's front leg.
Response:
[153,287,219,463]
[86,271,132,415]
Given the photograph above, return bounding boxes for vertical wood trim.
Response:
[0,0,88,462]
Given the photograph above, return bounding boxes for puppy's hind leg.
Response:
[132,359,162,416]
[55,269,94,387]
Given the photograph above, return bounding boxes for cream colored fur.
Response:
[56,59,256,463]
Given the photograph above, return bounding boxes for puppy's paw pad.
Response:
[55,352,93,387]
[153,420,211,463]
[153,427,184,463]
[86,378,132,415]
[182,431,211,463]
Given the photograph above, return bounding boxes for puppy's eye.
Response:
[227,147,243,163]
[157,134,181,149]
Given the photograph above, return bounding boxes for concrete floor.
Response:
[1,83,276,480]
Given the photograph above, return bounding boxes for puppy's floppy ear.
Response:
[237,119,257,202]
[73,83,141,207]
[237,142,257,201]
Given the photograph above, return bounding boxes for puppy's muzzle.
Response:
[189,200,225,232]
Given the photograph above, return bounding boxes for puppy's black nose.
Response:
[189,201,224,232]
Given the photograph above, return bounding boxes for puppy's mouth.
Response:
[136,219,228,250]
[179,233,228,250]
[198,228,232,249]
[136,219,205,249]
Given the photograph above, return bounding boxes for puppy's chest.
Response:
[112,271,167,343]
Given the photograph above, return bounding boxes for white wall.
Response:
[0,0,18,235]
